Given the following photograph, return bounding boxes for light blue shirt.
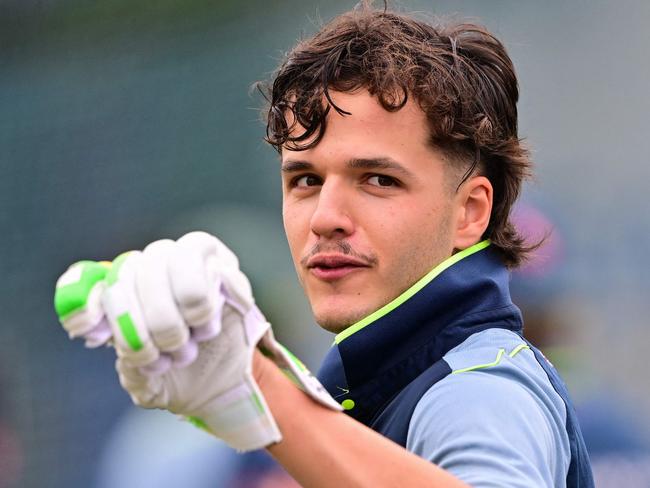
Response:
[406,329,571,487]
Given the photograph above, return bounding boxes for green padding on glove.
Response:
[54,260,109,320]
[116,312,144,351]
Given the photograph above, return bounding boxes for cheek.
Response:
[380,201,431,240]
[376,202,451,271]
[282,204,309,256]
[368,204,417,264]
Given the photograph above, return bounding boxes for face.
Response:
[281,90,460,333]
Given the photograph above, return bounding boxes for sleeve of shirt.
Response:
[406,370,565,488]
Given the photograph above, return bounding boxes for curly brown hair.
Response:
[259,4,534,267]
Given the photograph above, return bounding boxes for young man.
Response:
[54,5,593,487]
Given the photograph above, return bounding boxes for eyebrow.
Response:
[347,157,415,179]
[281,160,313,173]
[281,157,415,179]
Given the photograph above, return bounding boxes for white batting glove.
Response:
[54,231,341,451]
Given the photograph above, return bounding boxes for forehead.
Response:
[282,89,435,165]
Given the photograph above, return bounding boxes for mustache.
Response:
[300,241,379,267]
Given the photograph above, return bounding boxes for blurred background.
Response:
[1,0,649,486]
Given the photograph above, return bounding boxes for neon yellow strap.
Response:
[452,343,530,374]
[452,348,505,374]
[334,240,491,345]
[509,344,530,358]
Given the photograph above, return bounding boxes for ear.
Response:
[452,176,493,249]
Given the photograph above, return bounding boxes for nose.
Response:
[310,179,355,239]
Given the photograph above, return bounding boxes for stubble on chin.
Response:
[311,284,400,334]
[313,307,370,334]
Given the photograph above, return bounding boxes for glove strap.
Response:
[191,376,281,452]
[185,303,282,452]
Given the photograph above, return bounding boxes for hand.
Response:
[54,231,341,451]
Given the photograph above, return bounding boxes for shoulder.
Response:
[407,329,571,488]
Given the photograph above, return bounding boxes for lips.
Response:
[307,254,371,281]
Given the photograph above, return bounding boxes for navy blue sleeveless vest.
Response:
[317,245,594,487]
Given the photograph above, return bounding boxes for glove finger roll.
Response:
[54,260,110,341]
[168,240,217,327]
[83,317,113,348]
[136,240,189,352]
[103,251,160,366]
[177,232,254,311]
[177,231,240,269]
[190,294,225,342]
[210,237,256,312]
[220,267,255,312]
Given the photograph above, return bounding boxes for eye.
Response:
[293,174,321,188]
[367,175,398,187]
